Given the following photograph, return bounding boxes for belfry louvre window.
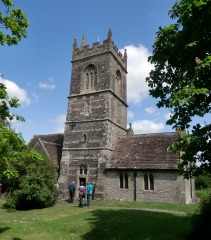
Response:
[119,172,128,189]
[144,173,154,191]
[115,70,122,97]
[84,64,97,90]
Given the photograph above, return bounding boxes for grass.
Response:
[196,188,211,201]
[92,199,199,215]
[0,198,199,240]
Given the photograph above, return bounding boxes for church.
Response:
[29,30,195,204]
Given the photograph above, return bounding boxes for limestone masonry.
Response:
[30,30,195,204]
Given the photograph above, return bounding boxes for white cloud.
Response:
[39,78,56,90]
[52,113,66,132]
[144,106,157,114]
[0,75,30,105]
[122,44,153,104]
[132,120,164,134]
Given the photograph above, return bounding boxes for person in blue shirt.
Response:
[68,181,76,203]
[86,182,94,207]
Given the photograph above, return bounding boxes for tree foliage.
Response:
[0,89,57,209]
[0,0,28,122]
[0,124,57,209]
[195,172,211,190]
[0,0,28,46]
[147,0,211,176]
[0,123,25,186]
[0,82,24,124]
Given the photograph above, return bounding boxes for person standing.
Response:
[68,181,76,203]
[92,183,96,200]
[86,182,94,207]
[78,182,86,207]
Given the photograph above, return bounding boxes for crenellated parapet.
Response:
[72,29,127,70]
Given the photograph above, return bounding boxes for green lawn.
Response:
[0,198,198,240]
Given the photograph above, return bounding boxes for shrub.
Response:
[4,151,57,210]
[0,124,57,210]
[195,174,211,190]
[196,188,210,202]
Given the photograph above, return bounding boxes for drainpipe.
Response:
[190,176,193,200]
[133,171,137,201]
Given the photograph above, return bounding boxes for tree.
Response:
[0,1,55,210]
[0,123,25,190]
[0,83,57,210]
[0,79,56,210]
[147,0,211,177]
[0,0,28,123]
[0,0,28,46]
[0,124,57,209]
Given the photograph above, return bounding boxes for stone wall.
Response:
[59,148,100,199]
[59,119,126,199]
[104,170,192,204]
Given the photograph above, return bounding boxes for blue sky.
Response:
[0,0,210,141]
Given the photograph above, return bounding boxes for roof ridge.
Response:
[40,140,63,146]
[129,132,176,138]
[115,132,177,142]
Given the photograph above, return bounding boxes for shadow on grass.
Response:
[0,227,10,234]
[0,227,23,240]
[83,209,192,240]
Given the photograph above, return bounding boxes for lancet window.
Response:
[84,64,97,90]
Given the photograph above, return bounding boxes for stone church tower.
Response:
[58,30,128,198]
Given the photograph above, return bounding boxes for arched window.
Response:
[86,73,89,89]
[144,173,154,191]
[83,64,97,90]
[149,174,154,190]
[119,172,129,189]
[115,70,122,97]
[144,173,149,190]
[81,133,88,146]
[80,165,87,175]
[83,134,87,143]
